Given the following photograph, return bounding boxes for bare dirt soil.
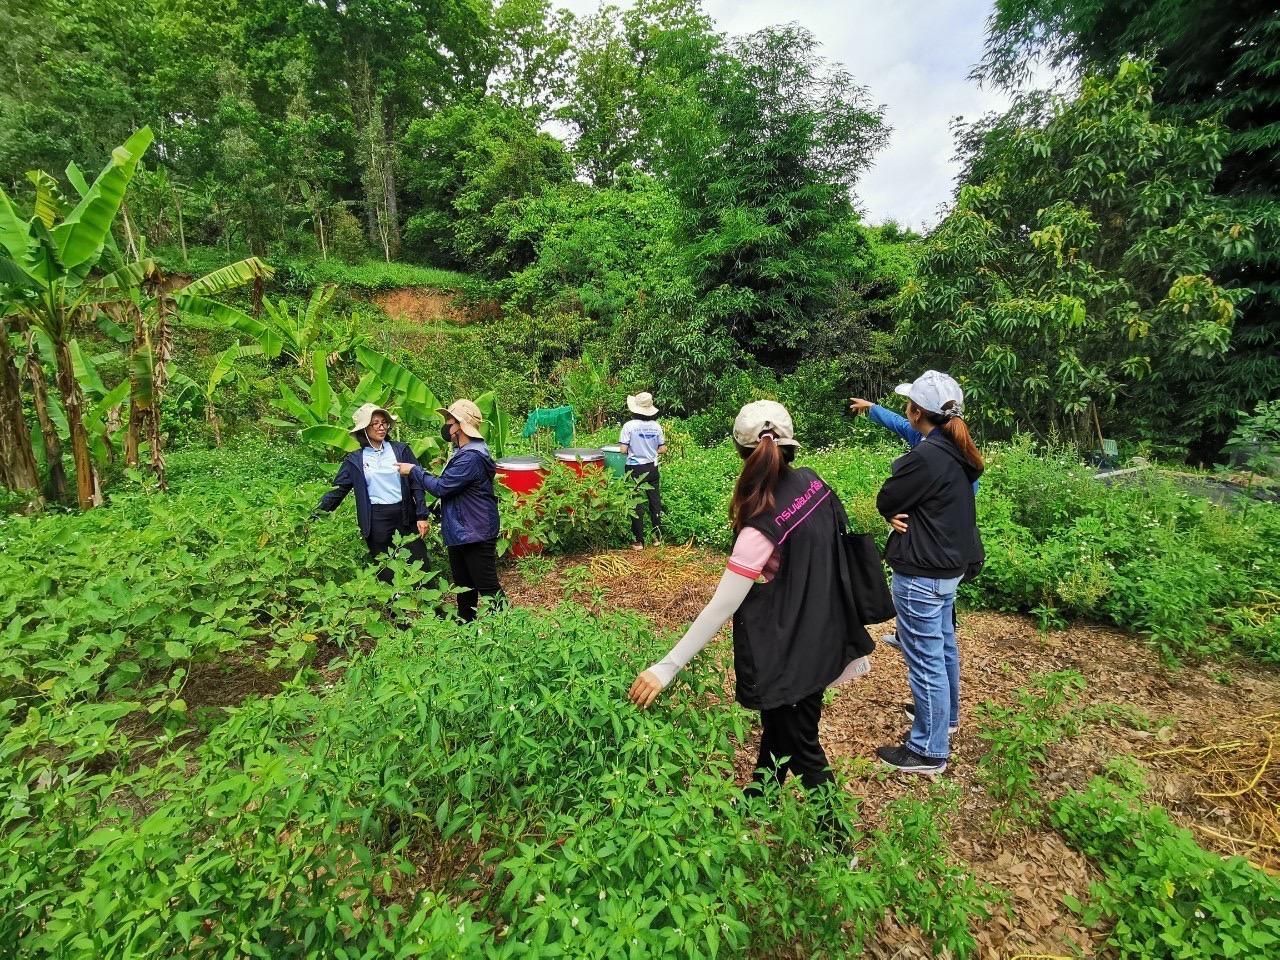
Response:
[370,287,500,325]
[507,544,1280,959]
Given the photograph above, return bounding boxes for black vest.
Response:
[732,467,871,710]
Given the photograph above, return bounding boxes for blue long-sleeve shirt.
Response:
[869,404,980,494]
[405,441,500,546]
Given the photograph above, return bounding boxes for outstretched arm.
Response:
[867,404,923,446]
[628,568,756,707]
[316,459,355,514]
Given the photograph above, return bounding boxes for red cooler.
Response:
[554,447,605,477]
[495,455,547,557]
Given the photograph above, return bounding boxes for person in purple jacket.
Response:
[397,399,505,622]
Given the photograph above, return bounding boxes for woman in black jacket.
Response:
[628,400,873,795]
[873,371,984,774]
[314,403,431,583]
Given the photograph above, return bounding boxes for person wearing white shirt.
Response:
[618,391,667,550]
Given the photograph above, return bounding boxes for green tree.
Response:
[664,24,888,357]
[902,61,1275,446]
[558,0,719,185]
[401,99,574,273]
[978,0,1280,454]
[487,0,575,121]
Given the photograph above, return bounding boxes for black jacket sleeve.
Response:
[316,458,355,513]
[876,451,935,520]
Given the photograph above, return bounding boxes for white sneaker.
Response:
[879,632,901,650]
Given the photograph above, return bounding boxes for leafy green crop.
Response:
[1054,771,1280,959]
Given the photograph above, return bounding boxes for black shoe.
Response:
[876,744,947,774]
[902,703,959,734]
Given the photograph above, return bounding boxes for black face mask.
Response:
[440,423,455,444]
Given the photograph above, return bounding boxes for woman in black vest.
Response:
[629,400,873,792]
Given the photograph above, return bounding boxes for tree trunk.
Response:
[175,190,188,264]
[124,306,144,468]
[149,300,173,491]
[0,319,41,499]
[23,329,66,502]
[382,100,401,259]
[52,335,100,509]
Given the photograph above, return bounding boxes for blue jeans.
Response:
[892,573,962,759]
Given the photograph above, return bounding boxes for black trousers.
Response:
[365,504,430,585]
[750,690,835,791]
[625,462,662,544]
[447,539,505,622]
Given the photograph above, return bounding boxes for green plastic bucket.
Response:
[601,444,627,478]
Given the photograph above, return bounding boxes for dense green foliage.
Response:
[978,0,1280,459]
[1,446,999,958]
[906,60,1275,445]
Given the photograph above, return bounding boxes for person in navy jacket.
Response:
[398,399,504,622]
[314,403,431,583]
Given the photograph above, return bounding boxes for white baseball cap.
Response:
[733,400,800,448]
[895,370,965,418]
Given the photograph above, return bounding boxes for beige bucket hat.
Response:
[733,400,800,449]
[437,398,485,439]
[349,402,397,435]
[627,391,659,416]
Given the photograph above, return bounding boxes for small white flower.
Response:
[571,916,579,928]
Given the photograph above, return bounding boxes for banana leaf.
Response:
[355,346,440,417]
[70,338,107,396]
[300,424,359,453]
[206,343,263,399]
[26,171,63,229]
[310,352,333,421]
[178,294,284,358]
[0,189,32,265]
[54,126,152,270]
[273,380,321,426]
[181,258,274,297]
[475,390,510,458]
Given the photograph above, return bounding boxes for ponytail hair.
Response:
[729,435,794,533]
[913,401,984,474]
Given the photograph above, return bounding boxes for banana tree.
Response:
[203,342,263,445]
[0,127,153,508]
[98,253,272,489]
[0,309,40,502]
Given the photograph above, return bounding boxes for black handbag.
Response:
[835,501,896,625]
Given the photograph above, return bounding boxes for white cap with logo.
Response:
[895,370,965,419]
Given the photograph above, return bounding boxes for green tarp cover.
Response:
[521,405,575,446]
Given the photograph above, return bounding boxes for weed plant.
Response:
[2,594,995,957]
[974,671,1086,831]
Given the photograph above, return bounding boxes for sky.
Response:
[555,0,1048,231]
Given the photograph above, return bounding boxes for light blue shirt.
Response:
[362,441,402,504]
[620,419,665,466]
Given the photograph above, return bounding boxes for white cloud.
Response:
[556,0,1060,229]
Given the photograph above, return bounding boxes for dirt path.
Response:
[507,545,1280,959]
